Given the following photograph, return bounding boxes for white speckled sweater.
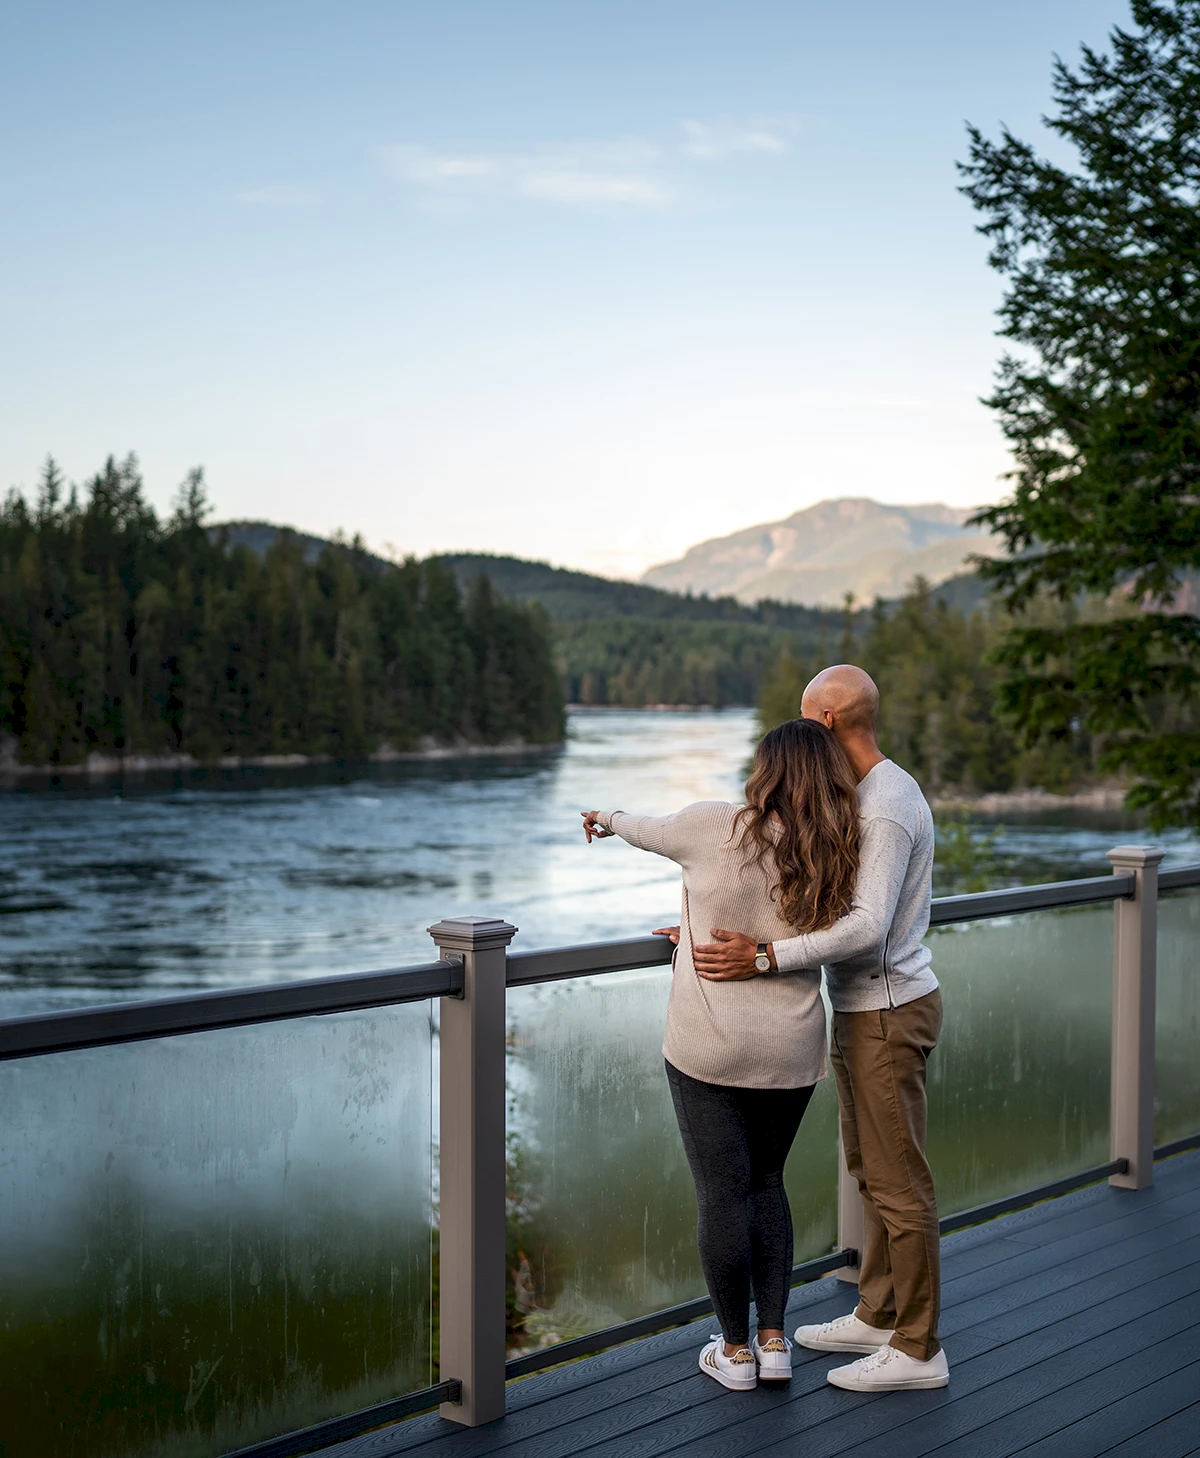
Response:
[595,802,827,1090]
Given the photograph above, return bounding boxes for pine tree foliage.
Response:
[0,456,564,765]
[960,0,1200,826]
[758,581,1100,795]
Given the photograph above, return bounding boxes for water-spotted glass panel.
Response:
[505,967,838,1359]
[0,1004,434,1458]
[928,901,1113,1218]
[1157,888,1200,1146]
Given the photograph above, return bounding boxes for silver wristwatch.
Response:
[754,942,772,973]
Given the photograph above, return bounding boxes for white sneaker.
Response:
[794,1311,895,1354]
[827,1343,949,1392]
[698,1335,758,1391]
[751,1334,793,1382]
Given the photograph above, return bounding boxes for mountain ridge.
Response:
[641,497,1003,606]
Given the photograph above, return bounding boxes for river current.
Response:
[4,706,1199,1015]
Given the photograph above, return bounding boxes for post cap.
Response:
[428,916,519,953]
[1106,845,1166,869]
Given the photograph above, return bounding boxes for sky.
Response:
[0,1,1124,579]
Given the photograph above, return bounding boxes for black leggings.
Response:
[666,1059,815,1346]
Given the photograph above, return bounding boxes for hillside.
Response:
[642,498,1003,607]
[435,553,825,629]
[209,521,991,707]
[212,529,830,629]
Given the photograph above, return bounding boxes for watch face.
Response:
[755,954,771,972]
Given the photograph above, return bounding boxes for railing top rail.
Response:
[0,959,459,1063]
[5,861,1196,1058]
[507,934,674,987]
[1159,864,1200,892]
[930,872,1136,926]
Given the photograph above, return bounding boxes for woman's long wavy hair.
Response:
[735,718,861,933]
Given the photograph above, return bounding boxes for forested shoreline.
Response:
[759,581,1110,797]
[0,456,565,769]
[0,457,1135,799]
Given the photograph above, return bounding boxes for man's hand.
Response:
[693,929,770,981]
[652,925,680,944]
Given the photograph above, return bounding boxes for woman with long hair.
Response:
[582,717,860,1391]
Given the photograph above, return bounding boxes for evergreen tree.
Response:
[0,457,565,766]
[960,0,1200,827]
[758,582,1099,796]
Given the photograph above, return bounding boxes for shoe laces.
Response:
[856,1344,900,1372]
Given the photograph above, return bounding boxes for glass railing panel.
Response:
[505,966,838,1359]
[1157,887,1200,1146]
[0,1002,434,1458]
[927,901,1113,1219]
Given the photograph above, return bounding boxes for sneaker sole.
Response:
[827,1370,949,1392]
[698,1357,757,1392]
[794,1336,891,1354]
[756,1369,792,1383]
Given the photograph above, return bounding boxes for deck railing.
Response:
[3,844,1199,1458]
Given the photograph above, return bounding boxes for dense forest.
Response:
[0,457,564,767]
[439,551,834,707]
[2,460,1126,795]
[214,536,838,710]
[759,579,1106,796]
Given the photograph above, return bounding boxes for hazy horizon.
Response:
[2,1,1121,577]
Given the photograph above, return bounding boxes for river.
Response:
[4,707,1199,1014]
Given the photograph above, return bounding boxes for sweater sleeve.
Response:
[593,807,696,864]
[773,816,913,972]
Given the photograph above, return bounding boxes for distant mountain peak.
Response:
[641,497,999,608]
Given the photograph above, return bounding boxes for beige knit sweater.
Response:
[595,802,826,1090]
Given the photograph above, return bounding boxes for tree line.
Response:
[759,580,1104,796]
[556,619,826,707]
[0,455,564,767]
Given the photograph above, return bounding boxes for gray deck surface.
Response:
[329,1150,1200,1458]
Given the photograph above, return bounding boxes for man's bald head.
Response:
[801,664,880,735]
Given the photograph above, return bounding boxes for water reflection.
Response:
[0,1005,433,1458]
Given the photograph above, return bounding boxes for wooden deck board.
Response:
[324,1150,1200,1458]
[1011,1360,1200,1457]
[1103,1400,1200,1457]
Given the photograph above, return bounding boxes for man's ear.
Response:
[823,710,835,729]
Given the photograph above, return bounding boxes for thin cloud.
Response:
[380,143,668,208]
[379,120,788,210]
[237,184,319,206]
[518,169,670,205]
[681,119,791,160]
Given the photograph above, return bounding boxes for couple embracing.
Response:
[581,665,947,1396]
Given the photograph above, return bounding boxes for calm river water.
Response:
[4,707,1199,1014]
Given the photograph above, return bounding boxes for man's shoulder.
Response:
[858,760,932,834]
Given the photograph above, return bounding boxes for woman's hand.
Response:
[581,811,615,843]
[652,925,681,944]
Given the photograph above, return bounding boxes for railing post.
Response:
[429,916,517,1427]
[1106,846,1163,1191]
[836,1129,864,1283]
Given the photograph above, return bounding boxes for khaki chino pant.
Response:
[831,989,943,1361]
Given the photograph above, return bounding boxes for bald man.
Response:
[691,665,946,1392]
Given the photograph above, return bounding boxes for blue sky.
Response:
[1,1,1121,577]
